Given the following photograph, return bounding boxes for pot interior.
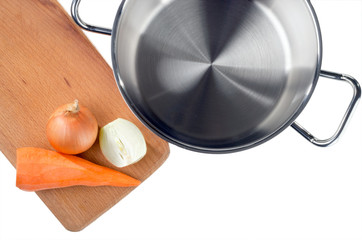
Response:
[112,0,321,152]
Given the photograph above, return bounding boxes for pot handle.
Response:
[292,70,361,147]
[71,0,112,35]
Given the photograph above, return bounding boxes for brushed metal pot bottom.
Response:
[71,0,360,153]
[110,0,321,152]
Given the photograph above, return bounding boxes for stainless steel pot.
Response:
[72,0,360,153]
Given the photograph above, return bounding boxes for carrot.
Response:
[16,147,141,191]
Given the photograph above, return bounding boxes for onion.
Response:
[99,118,147,168]
[46,100,98,154]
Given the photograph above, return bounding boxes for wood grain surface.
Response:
[0,0,169,231]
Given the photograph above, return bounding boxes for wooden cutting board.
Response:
[0,0,170,231]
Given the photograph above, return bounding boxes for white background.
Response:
[1,0,362,239]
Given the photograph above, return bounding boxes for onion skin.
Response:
[46,100,98,154]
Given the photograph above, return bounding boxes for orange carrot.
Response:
[16,147,141,191]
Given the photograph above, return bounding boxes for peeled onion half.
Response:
[99,118,147,168]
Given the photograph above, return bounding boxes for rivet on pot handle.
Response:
[292,70,361,147]
[71,0,112,35]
